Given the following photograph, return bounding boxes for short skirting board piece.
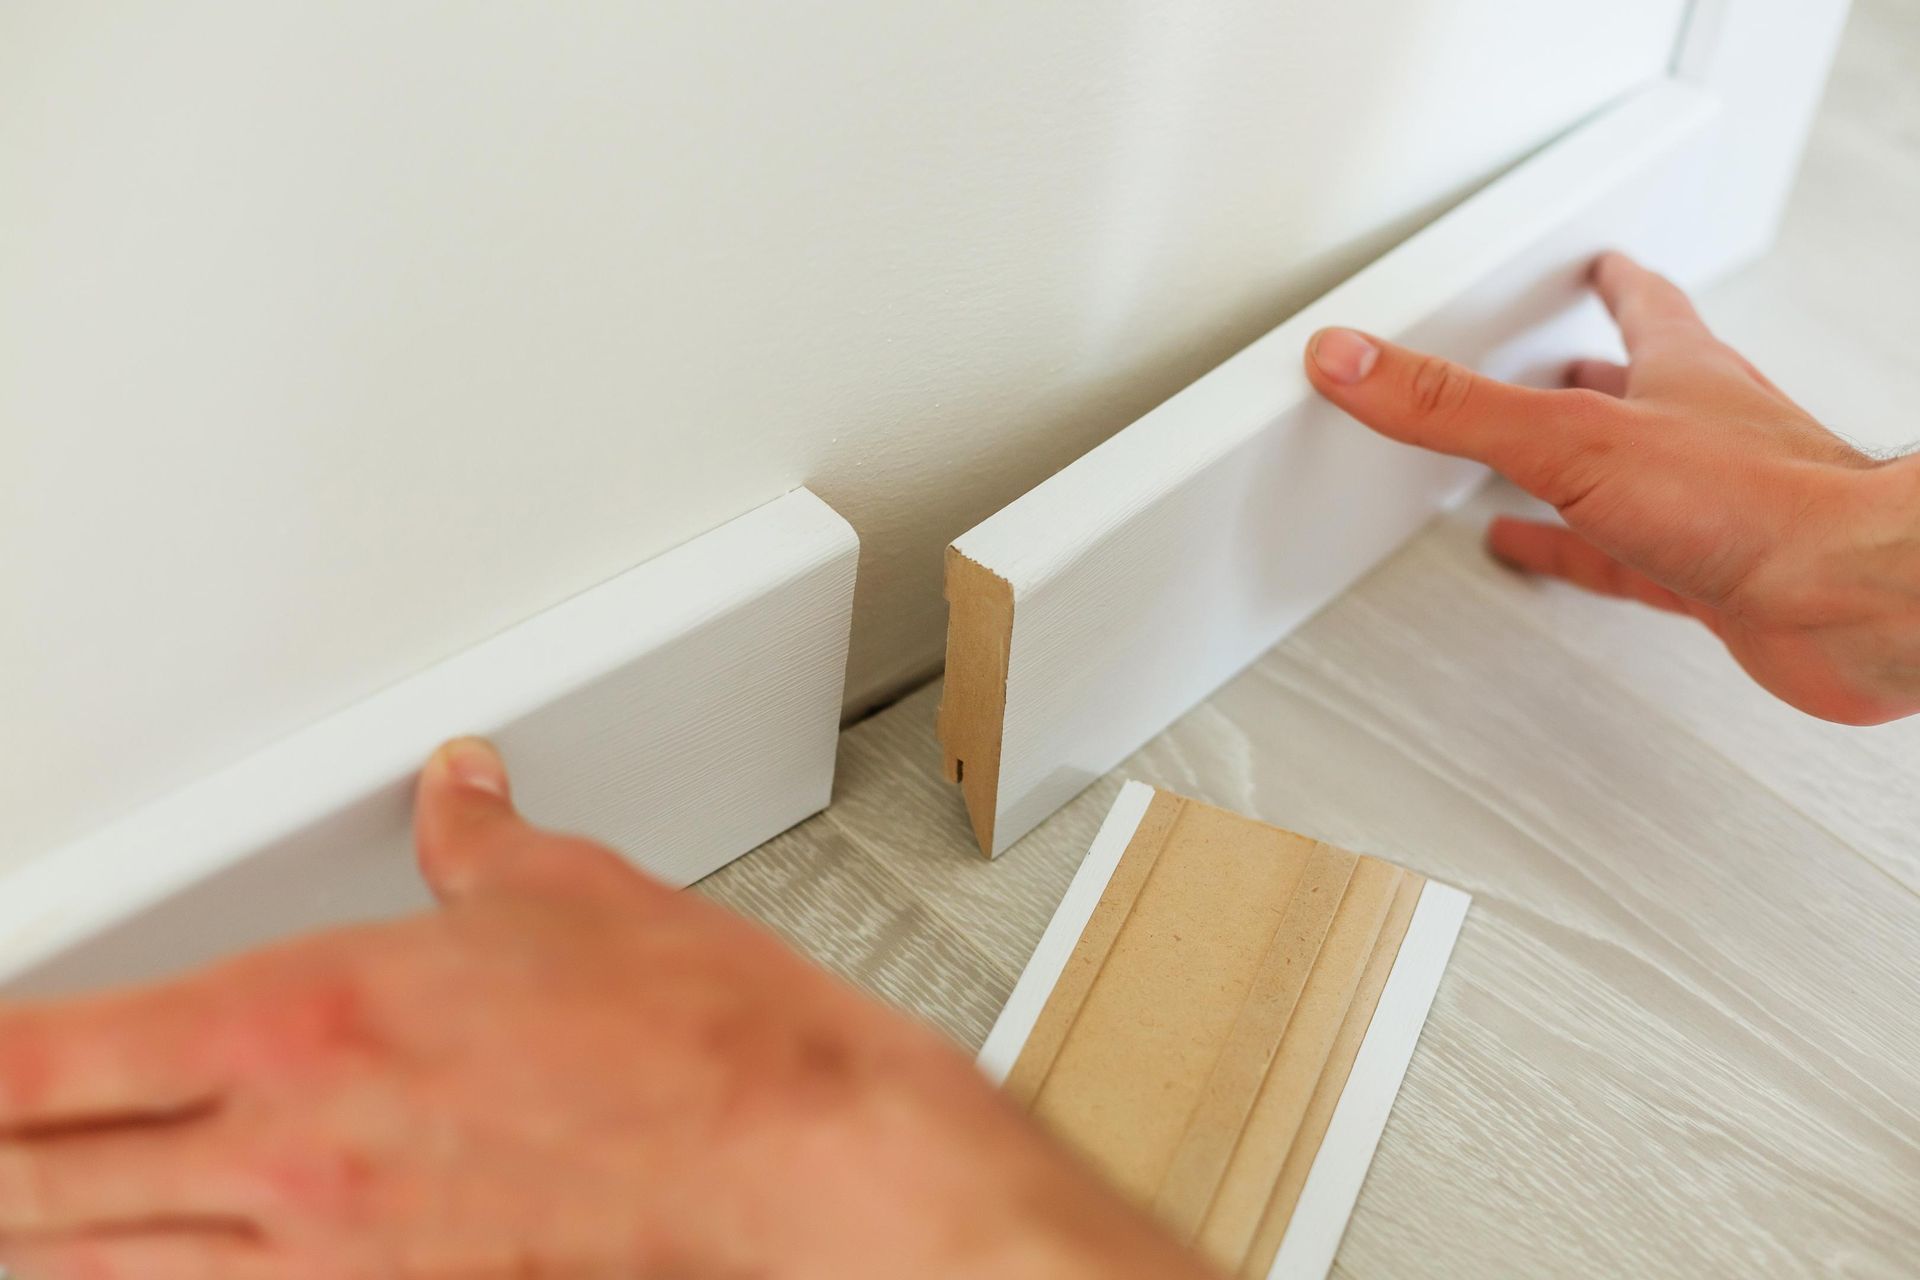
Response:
[980,782,1470,1280]
[938,80,1723,857]
[0,488,858,997]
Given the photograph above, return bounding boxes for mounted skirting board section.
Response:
[940,0,1856,860]
[941,79,1736,857]
[980,783,1469,1280]
[0,488,858,997]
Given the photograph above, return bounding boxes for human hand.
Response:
[0,739,1215,1280]
[1304,251,1920,725]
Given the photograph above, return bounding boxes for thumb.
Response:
[414,736,529,903]
[1304,327,1621,506]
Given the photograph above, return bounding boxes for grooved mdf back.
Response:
[985,785,1467,1279]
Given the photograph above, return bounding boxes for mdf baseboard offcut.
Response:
[980,782,1469,1280]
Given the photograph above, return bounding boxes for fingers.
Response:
[1565,358,1628,398]
[0,1234,280,1280]
[0,982,230,1130]
[1486,517,1701,618]
[1305,328,1622,505]
[413,739,660,907]
[413,737,530,903]
[0,1123,264,1234]
[1589,251,1712,358]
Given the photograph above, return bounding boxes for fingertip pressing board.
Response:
[981,781,1469,1280]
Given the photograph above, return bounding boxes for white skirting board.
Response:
[939,80,1728,857]
[979,781,1470,1280]
[0,488,858,997]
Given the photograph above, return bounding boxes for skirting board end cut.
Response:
[938,546,1014,857]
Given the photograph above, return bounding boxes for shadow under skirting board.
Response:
[0,488,858,997]
[980,782,1469,1280]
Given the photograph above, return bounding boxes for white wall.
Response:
[1,1,1685,864]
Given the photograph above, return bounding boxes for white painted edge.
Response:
[0,487,858,992]
[977,779,1156,1082]
[1266,879,1472,1280]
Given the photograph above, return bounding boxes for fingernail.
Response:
[437,737,508,797]
[1310,328,1379,385]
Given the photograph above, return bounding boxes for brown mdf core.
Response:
[1003,791,1188,1107]
[1029,800,1322,1200]
[1179,856,1400,1256]
[1238,869,1425,1278]
[937,547,1014,859]
[1000,789,1430,1277]
[1153,842,1360,1238]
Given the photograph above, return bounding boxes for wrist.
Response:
[1807,458,1920,720]
[1842,456,1920,608]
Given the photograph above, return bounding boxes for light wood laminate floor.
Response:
[700,6,1920,1275]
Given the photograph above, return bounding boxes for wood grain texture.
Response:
[942,81,1721,856]
[695,819,1007,1049]
[1462,482,1920,896]
[0,489,857,997]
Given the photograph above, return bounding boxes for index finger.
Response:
[1304,327,1625,507]
[1590,251,1713,359]
[0,978,232,1131]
